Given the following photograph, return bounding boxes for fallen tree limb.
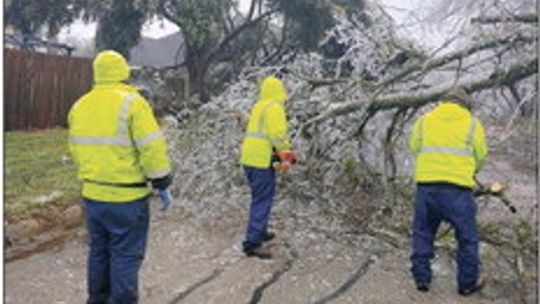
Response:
[472,14,538,24]
[474,181,518,213]
[300,58,537,131]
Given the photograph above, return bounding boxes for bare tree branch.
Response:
[205,7,279,64]
[246,0,257,21]
[261,18,291,65]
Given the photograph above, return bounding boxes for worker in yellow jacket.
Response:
[409,87,488,296]
[68,50,172,304]
[240,76,297,259]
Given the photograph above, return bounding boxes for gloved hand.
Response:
[159,189,173,211]
[151,174,172,191]
[273,160,292,171]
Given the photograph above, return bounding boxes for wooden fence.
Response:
[4,49,93,131]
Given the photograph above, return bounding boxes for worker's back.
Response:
[241,76,290,169]
[409,102,488,188]
[68,51,170,202]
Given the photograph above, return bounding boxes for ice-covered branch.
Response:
[292,33,533,93]
[375,34,534,88]
[472,14,538,24]
[302,58,537,129]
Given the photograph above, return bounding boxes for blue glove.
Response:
[159,189,173,211]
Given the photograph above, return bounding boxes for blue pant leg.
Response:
[260,169,276,234]
[105,198,150,304]
[410,185,442,285]
[445,188,479,290]
[85,199,111,304]
[243,166,276,250]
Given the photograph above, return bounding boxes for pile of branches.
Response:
[162,5,537,300]
[165,1,537,228]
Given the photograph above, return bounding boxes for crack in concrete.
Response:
[167,268,224,304]
[246,258,295,304]
[311,256,376,304]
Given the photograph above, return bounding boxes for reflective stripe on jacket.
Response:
[68,51,171,202]
[409,102,488,188]
[240,76,291,168]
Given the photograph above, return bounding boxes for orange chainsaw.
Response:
[272,150,299,171]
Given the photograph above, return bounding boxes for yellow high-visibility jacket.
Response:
[241,76,291,168]
[409,102,488,188]
[68,51,171,202]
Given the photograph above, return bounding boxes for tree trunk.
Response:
[187,59,210,104]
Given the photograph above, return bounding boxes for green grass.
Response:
[5,129,81,217]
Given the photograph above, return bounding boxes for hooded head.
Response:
[259,76,287,104]
[93,50,130,84]
[443,87,474,110]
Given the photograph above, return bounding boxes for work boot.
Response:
[458,277,486,296]
[262,231,276,242]
[416,283,429,292]
[243,246,272,259]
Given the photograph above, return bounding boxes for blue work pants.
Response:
[84,197,150,304]
[411,183,479,291]
[242,166,276,251]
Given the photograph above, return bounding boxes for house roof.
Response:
[5,33,75,56]
[129,31,186,68]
